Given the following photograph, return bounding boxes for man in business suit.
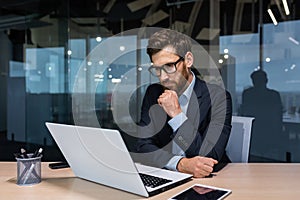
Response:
[240,70,283,160]
[134,29,232,178]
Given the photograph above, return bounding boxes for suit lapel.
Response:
[186,78,202,122]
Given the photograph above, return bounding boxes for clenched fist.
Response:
[177,156,218,178]
[157,90,182,118]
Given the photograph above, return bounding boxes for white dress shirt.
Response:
[165,73,196,171]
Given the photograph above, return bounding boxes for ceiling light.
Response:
[120,46,125,51]
[111,78,121,83]
[254,66,261,71]
[268,9,278,26]
[94,74,104,78]
[290,64,296,70]
[288,37,299,45]
[96,37,102,42]
[282,0,290,15]
[94,78,104,82]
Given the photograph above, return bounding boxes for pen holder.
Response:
[16,154,42,186]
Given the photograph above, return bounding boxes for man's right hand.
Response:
[157,90,182,118]
[177,156,218,178]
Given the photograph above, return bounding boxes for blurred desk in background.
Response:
[283,113,300,124]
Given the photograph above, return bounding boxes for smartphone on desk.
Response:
[49,162,69,169]
[169,184,231,200]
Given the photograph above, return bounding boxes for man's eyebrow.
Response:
[163,61,174,65]
[153,61,176,67]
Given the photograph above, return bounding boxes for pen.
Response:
[14,153,23,159]
[30,148,43,179]
[33,148,43,158]
[23,162,35,184]
[20,148,28,158]
[205,173,216,178]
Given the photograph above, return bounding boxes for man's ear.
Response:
[185,51,193,68]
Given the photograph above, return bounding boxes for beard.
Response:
[160,63,190,95]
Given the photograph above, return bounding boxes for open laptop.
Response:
[45,122,192,197]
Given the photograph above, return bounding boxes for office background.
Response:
[0,0,299,163]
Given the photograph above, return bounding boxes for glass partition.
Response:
[1,0,300,162]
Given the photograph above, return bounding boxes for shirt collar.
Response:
[179,72,195,105]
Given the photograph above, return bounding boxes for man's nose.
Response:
[160,69,169,80]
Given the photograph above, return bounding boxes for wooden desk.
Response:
[1,162,299,199]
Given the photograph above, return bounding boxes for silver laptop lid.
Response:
[46,122,149,197]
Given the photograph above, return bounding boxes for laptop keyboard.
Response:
[139,173,172,188]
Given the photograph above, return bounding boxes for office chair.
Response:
[226,116,254,163]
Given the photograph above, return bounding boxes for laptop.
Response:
[45,122,192,197]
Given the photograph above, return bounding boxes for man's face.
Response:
[151,48,191,95]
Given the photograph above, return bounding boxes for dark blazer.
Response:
[133,77,232,169]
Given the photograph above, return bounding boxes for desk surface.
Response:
[283,113,300,124]
[1,162,300,200]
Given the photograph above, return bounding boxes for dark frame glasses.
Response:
[148,57,184,77]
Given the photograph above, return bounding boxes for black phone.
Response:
[48,162,69,169]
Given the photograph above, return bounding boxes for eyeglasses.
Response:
[148,57,184,77]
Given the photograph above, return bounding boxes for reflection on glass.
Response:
[25,47,65,94]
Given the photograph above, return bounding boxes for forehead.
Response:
[151,47,179,65]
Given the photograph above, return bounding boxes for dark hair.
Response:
[250,70,267,81]
[147,29,192,60]
[250,70,268,86]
